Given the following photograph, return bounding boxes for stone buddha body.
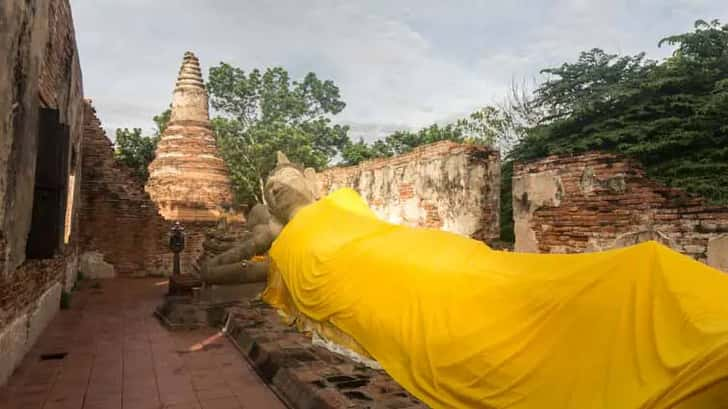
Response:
[199,152,319,285]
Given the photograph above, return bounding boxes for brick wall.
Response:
[318,141,500,242]
[78,102,212,276]
[513,152,728,270]
[0,0,85,385]
[79,102,168,275]
[0,0,83,325]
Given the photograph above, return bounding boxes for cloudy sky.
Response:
[71,0,727,140]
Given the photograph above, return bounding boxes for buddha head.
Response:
[264,152,320,222]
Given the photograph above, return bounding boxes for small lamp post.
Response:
[169,221,185,276]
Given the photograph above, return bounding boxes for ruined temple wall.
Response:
[317,141,501,242]
[0,0,85,385]
[79,102,174,276]
[513,152,728,271]
[78,102,209,277]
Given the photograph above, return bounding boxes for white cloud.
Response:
[71,0,728,141]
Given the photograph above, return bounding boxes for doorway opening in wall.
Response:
[26,108,69,259]
[63,146,77,245]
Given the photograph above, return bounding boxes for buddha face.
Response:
[264,153,319,222]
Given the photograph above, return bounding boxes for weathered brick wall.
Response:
[0,0,84,385]
[513,152,728,270]
[79,102,168,276]
[317,141,500,242]
[0,0,83,323]
[78,102,211,276]
[42,0,85,288]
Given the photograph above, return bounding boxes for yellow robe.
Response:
[263,188,728,408]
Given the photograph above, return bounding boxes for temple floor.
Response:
[0,278,286,409]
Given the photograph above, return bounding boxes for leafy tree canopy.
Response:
[114,128,158,181]
[510,19,728,204]
[207,63,349,205]
[341,106,510,166]
[153,108,171,136]
[114,108,170,181]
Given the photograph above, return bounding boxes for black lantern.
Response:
[169,221,185,275]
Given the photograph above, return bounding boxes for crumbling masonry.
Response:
[318,141,501,242]
[0,0,84,384]
[513,152,728,271]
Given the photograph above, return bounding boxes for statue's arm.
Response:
[199,215,283,285]
[201,259,270,285]
[210,224,275,267]
[202,231,253,253]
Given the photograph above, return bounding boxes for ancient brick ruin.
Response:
[513,152,728,271]
[143,52,238,274]
[318,140,501,242]
[78,101,173,276]
[226,302,426,408]
[0,0,84,384]
[146,52,234,222]
[3,0,728,404]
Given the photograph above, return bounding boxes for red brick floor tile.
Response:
[121,396,162,409]
[232,384,287,409]
[191,377,228,392]
[195,387,234,401]
[198,396,242,409]
[162,403,202,409]
[0,279,284,409]
[42,400,84,409]
[122,386,159,403]
[83,397,122,409]
[5,395,46,409]
[45,385,85,407]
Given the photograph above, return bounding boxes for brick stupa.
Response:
[146,52,234,222]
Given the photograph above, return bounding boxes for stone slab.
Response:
[79,251,115,279]
[707,234,728,272]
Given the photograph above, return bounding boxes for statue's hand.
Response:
[198,260,213,284]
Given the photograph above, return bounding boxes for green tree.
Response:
[114,128,158,180]
[153,108,171,135]
[511,19,728,204]
[340,138,392,166]
[114,107,170,181]
[340,106,509,165]
[207,63,350,205]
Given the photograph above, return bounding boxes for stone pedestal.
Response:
[154,283,265,330]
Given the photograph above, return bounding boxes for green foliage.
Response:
[114,128,158,181]
[114,108,170,181]
[153,108,171,135]
[511,19,728,205]
[341,138,392,166]
[208,63,349,205]
[341,106,508,165]
[499,161,514,243]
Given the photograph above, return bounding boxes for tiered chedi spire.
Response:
[145,51,234,222]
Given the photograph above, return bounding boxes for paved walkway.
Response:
[0,278,287,409]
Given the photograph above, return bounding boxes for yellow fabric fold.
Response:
[263,188,728,408]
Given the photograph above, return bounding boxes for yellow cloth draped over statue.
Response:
[262,188,728,408]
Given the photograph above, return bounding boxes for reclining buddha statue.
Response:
[199,152,319,286]
[208,153,728,408]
